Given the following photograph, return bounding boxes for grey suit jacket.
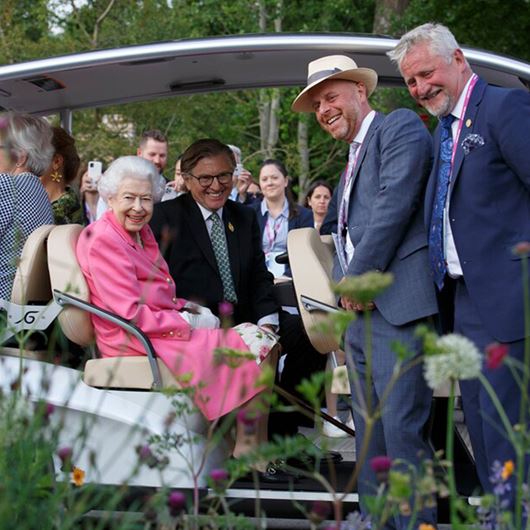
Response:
[333,109,437,326]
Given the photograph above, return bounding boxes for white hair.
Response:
[387,23,467,71]
[98,155,165,202]
[1,112,53,176]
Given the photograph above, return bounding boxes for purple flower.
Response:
[35,401,55,423]
[136,444,152,461]
[0,117,8,130]
[209,468,229,492]
[45,403,55,418]
[167,490,186,516]
[370,455,392,484]
[219,301,234,317]
[370,455,392,473]
[57,446,73,464]
[309,500,332,522]
[489,460,512,497]
[236,409,260,426]
[210,468,229,482]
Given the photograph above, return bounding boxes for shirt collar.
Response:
[260,197,288,217]
[352,110,376,145]
[451,75,474,121]
[196,201,223,221]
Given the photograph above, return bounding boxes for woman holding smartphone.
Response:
[79,161,102,224]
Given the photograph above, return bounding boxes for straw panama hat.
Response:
[292,55,378,112]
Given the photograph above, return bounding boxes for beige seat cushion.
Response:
[84,357,179,389]
[11,224,55,305]
[288,228,339,353]
[47,224,94,347]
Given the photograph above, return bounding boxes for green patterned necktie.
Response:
[209,212,238,303]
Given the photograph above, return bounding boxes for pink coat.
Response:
[76,211,263,420]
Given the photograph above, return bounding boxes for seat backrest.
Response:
[11,224,55,305]
[47,224,95,346]
[288,228,340,353]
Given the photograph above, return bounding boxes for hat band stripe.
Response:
[307,67,342,85]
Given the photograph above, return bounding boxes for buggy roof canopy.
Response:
[0,33,528,115]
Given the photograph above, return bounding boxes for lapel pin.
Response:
[465,118,472,128]
[228,222,234,232]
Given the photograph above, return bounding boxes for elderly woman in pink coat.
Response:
[76,155,278,463]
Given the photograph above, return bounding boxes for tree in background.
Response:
[1,0,528,198]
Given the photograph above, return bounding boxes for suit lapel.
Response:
[450,77,486,192]
[351,112,383,188]
[183,195,219,274]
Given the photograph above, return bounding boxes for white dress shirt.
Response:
[343,110,376,264]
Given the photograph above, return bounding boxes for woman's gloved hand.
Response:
[180,302,220,329]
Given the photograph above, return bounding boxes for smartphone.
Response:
[88,160,103,185]
[235,163,244,178]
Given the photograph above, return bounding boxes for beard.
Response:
[421,89,454,118]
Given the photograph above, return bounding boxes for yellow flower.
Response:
[501,460,514,481]
[419,525,436,530]
[72,466,85,487]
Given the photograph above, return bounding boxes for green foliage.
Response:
[4,0,526,196]
[396,0,530,62]
[332,270,394,304]
[313,309,356,346]
[0,397,58,529]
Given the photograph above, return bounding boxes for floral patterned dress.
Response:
[52,187,83,225]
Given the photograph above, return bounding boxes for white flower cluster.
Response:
[424,333,482,390]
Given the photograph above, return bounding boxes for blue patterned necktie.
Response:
[209,212,238,303]
[429,114,455,290]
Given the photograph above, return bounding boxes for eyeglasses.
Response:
[186,171,233,188]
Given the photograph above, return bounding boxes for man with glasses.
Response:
[150,138,328,444]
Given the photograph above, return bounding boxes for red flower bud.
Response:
[513,242,530,257]
[370,455,392,473]
[485,342,509,370]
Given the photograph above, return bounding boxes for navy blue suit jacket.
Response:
[426,78,530,342]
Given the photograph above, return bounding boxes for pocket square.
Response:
[461,133,485,155]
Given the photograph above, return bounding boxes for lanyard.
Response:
[265,214,284,253]
[449,73,478,169]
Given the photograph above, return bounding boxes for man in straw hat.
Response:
[293,55,438,528]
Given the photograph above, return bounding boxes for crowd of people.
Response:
[1,22,529,526]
